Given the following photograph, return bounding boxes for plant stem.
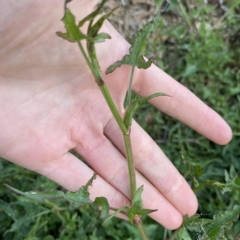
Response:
[100,84,128,134]
[163,228,168,240]
[123,132,137,200]
[168,228,180,240]
[82,40,137,198]
[77,41,128,134]
[79,36,146,240]
[135,221,150,240]
[77,41,96,77]
[126,66,135,107]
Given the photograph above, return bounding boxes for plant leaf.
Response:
[178,227,194,240]
[78,0,108,28]
[103,206,129,224]
[223,169,240,193]
[182,206,240,239]
[204,205,240,239]
[124,92,169,130]
[127,186,157,224]
[106,19,155,73]
[90,32,111,43]
[204,169,240,194]
[88,7,118,38]
[106,2,169,74]
[93,197,109,219]
[4,173,97,208]
[56,7,89,42]
[0,199,16,221]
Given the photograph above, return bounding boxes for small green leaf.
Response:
[178,227,193,240]
[56,8,89,42]
[0,199,16,220]
[103,206,129,224]
[106,3,169,74]
[88,7,117,38]
[223,170,240,193]
[106,2,169,76]
[90,33,111,43]
[93,197,109,219]
[106,16,155,73]
[106,61,122,74]
[78,0,108,28]
[132,186,144,207]
[124,92,169,130]
[127,186,157,224]
[205,169,240,193]
[134,208,157,215]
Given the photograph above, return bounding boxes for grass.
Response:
[0,1,240,239]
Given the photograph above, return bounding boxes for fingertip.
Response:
[185,192,198,217]
[196,107,233,145]
[150,208,183,230]
[218,121,232,145]
[160,193,198,230]
[166,213,183,230]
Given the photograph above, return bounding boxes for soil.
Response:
[102,0,226,41]
[103,0,158,40]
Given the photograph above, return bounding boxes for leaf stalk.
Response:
[126,66,135,107]
[123,132,137,200]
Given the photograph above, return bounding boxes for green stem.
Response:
[83,41,136,199]
[123,132,137,200]
[135,221,149,240]
[163,228,168,240]
[78,37,144,240]
[100,84,128,134]
[168,228,181,240]
[126,66,135,107]
[77,41,127,134]
[77,41,96,77]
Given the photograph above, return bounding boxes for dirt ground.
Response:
[103,0,226,40]
[103,0,158,39]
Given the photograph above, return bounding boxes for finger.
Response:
[74,131,184,229]
[132,65,232,145]
[104,118,198,217]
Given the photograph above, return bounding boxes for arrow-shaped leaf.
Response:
[4,173,97,208]
[106,18,155,74]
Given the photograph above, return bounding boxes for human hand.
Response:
[0,1,232,229]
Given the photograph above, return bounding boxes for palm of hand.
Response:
[0,1,232,229]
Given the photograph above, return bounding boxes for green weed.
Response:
[1,1,240,239]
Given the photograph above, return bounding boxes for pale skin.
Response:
[0,0,232,230]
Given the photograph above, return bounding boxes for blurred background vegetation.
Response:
[0,0,239,239]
